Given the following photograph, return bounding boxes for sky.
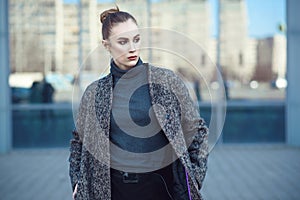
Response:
[210,0,286,38]
[246,0,286,38]
[64,0,286,38]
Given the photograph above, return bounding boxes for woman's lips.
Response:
[127,56,137,61]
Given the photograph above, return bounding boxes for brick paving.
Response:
[202,144,300,200]
[0,144,299,200]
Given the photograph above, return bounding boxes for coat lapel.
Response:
[147,64,200,192]
[148,65,189,161]
[95,74,113,136]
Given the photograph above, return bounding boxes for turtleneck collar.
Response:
[110,58,144,79]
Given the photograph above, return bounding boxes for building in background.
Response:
[150,0,215,82]
[254,34,287,82]
[219,0,257,84]
[9,0,63,73]
[9,0,285,86]
[63,0,98,73]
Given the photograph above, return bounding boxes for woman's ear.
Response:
[102,40,110,52]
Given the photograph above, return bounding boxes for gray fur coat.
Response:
[69,64,209,200]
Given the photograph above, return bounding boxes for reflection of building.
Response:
[63,0,98,72]
[219,0,256,83]
[9,0,284,85]
[150,0,215,82]
[10,0,216,80]
[9,0,63,73]
[254,34,287,82]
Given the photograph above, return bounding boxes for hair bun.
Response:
[100,6,120,24]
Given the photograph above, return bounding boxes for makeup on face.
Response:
[106,19,141,70]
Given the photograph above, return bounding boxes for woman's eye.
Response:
[134,38,140,43]
[119,41,127,45]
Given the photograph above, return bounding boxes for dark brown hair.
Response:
[100,6,138,40]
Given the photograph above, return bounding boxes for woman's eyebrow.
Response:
[116,34,140,40]
[133,34,140,38]
[116,37,129,40]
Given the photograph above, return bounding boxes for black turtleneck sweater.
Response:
[109,59,170,172]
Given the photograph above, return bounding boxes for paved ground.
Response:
[0,144,299,200]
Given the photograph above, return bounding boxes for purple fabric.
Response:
[185,169,192,200]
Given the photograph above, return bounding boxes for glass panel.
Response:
[12,107,73,148]
[8,0,286,147]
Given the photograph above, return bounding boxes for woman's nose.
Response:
[129,42,136,52]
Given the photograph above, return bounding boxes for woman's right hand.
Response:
[72,183,78,200]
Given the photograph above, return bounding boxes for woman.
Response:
[69,6,209,200]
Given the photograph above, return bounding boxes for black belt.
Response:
[110,168,157,184]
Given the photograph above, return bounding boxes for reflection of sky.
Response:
[246,0,286,38]
[65,0,285,38]
[9,73,74,91]
[210,0,285,38]
[46,74,73,91]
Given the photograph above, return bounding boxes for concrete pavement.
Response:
[0,144,299,200]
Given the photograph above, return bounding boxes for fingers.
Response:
[72,184,78,200]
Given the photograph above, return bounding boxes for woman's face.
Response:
[103,19,141,70]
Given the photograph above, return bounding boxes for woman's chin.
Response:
[126,60,139,68]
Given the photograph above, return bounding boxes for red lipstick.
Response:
[128,56,137,61]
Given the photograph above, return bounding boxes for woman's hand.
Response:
[73,183,78,200]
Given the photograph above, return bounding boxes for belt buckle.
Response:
[122,172,139,184]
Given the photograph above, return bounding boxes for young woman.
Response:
[69,6,209,200]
